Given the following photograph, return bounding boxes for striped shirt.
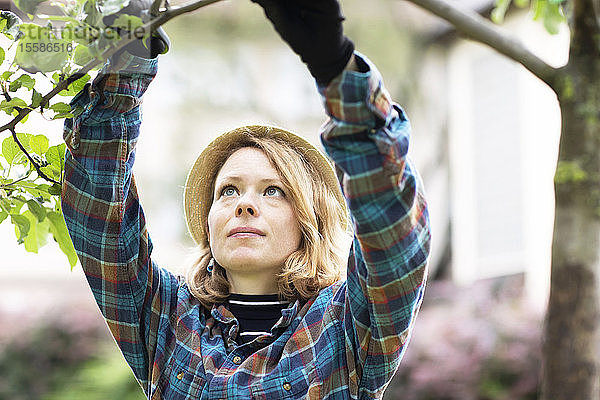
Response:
[227,294,291,344]
[61,51,431,399]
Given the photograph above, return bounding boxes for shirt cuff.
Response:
[318,52,394,129]
[108,51,158,75]
[91,51,159,99]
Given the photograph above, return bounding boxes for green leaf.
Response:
[2,136,26,165]
[8,79,22,92]
[22,209,50,253]
[73,44,93,66]
[0,197,12,214]
[52,71,62,83]
[491,0,512,24]
[8,74,36,92]
[31,89,43,108]
[23,183,53,200]
[48,211,78,267]
[29,134,49,155]
[1,71,14,81]
[48,183,62,195]
[11,213,30,242]
[50,102,71,113]
[17,74,35,90]
[0,208,7,224]
[0,98,27,113]
[83,0,103,27]
[27,199,46,221]
[43,143,65,180]
[13,0,45,15]
[59,73,91,96]
[532,0,544,20]
[542,2,565,34]
[46,143,65,167]
[15,25,70,73]
[52,113,74,119]
[0,47,4,66]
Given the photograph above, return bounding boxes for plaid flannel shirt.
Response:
[61,51,430,399]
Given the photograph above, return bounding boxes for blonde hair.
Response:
[185,134,351,309]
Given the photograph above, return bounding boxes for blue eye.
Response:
[220,186,238,197]
[264,186,284,197]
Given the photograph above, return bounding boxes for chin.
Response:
[223,255,283,273]
[222,253,265,269]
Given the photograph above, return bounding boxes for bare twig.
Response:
[9,127,59,184]
[150,0,164,17]
[2,86,11,102]
[403,0,561,91]
[0,171,32,188]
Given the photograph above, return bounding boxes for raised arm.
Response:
[61,51,180,391]
[320,53,430,396]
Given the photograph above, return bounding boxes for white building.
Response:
[403,3,568,309]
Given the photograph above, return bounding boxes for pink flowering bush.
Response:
[385,277,542,400]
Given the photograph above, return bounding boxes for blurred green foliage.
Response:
[0,320,100,399]
[0,317,143,400]
[43,348,144,400]
[492,0,566,34]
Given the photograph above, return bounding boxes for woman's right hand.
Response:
[103,0,170,59]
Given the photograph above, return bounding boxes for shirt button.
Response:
[232,356,242,364]
[176,371,184,380]
[282,382,292,391]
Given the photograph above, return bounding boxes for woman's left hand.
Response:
[250,0,354,85]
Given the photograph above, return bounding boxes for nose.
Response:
[235,194,258,217]
[237,206,255,216]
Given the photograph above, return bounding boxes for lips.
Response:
[227,227,266,237]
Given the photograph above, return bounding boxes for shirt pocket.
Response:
[250,373,310,400]
[154,344,206,399]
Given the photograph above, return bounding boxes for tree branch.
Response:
[0,0,224,187]
[403,0,561,91]
[0,0,225,135]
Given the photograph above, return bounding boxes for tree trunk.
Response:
[398,0,600,396]
[542,53,600,398]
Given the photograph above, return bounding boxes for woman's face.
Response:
[207,147,302,288]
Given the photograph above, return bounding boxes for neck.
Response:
[226,270,280,295]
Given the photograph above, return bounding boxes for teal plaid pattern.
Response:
[61,52,430,399]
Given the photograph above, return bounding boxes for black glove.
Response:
[103,0,170,59]
[251,0,354,85]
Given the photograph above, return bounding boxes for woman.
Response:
[61,0,431,398]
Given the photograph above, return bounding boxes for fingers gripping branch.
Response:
[251,0,354,85]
